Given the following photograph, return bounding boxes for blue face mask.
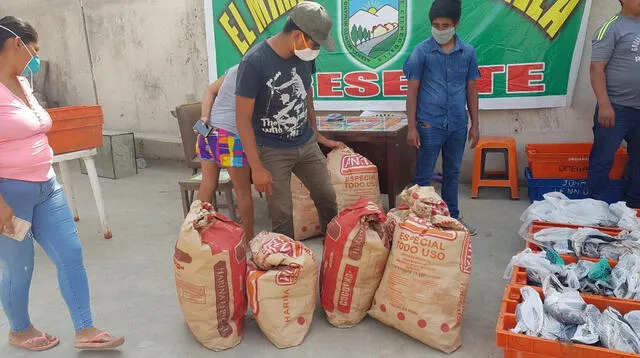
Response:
[22,50,40,76]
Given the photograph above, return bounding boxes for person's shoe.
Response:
[457,217,478,236]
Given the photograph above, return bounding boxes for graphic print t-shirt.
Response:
[236,41,315,149]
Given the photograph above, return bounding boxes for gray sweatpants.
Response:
[258,139,338,239]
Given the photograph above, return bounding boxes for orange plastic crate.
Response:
[496,285,640,357]
[526,143,628,180]
[47,106,104,155]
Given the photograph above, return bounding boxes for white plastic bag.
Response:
[503,249,562,284]
[542,275,586,325]
[571,304,601,345]
[512,286,544,336]
[610,202,640,231]
[624,311,640,336]
[599,307,640,353]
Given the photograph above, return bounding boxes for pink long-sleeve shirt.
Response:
[0,76,54,182]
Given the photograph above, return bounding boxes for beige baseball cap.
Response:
[290,1,337,52]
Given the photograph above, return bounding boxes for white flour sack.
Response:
[174,201,247,351]
[369,186,472,353]
[327,148,382,211]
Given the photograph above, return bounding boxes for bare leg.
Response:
[227,166,255,239]
[197,161,220,203]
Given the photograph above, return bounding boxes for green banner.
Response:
[205,0,592,110]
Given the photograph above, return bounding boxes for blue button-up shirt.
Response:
[403,36,481,130]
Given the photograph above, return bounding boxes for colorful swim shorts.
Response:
[196,127,248,168]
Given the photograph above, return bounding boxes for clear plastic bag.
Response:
[624,311,640,336]
[512,286,544,336]
[572,304,601,345]
[542,275,586,325]
[504,249,562,284]
[599,307,640,353]
[611,253,640,299]
[610,202,640,231]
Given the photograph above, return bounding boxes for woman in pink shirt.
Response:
[0,16,124,351]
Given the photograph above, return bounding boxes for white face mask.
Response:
[294,34,320,61]
[432,26,456,45]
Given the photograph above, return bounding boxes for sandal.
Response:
[10,333,60,351]
[74,331,125,350]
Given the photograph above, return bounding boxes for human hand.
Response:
[598,104,615,128]
[318,135,346,149]
[407,128,420,149]
[252,166,273,195]
[0,199,15,236]
[468,125,480,149]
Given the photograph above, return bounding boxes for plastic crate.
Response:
[496,285,640,358]
[526,143,627,179]
[525,168,627,203]
[47,106,104,155]
[524,221,622,265]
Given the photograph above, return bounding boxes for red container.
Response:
[47,106,104,155]
[496,285,640,358]
[526,143,628,179]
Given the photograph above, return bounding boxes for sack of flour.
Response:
[247,232,318,348]
[174,201,247,351]
[292,175,321,240]
[369,186,472,353]
[327,148,382,212]
[321,199,390,328]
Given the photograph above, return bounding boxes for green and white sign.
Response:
[205,0,592,110]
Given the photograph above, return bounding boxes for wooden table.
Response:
[318,116,415,208]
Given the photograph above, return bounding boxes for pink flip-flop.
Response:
[10,333,60,351]
[74,331,125,350]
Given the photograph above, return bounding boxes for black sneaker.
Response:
[457,217,478,236]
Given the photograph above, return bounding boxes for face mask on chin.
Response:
[293,33,320,61]
[432,26,456,45]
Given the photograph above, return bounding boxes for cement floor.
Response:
[0,160,530,358]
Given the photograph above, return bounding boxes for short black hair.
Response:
[282,18,301,33]
[0,16,38,50]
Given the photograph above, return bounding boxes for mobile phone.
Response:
[193,120,213,137]
[1,216,31,242]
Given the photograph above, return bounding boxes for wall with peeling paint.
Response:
[0,1,624,181]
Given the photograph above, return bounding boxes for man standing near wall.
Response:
[589,0,640,208]
[235,2,344,239]
[404,0,481,235]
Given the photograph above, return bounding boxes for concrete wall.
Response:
[0,1,622,178]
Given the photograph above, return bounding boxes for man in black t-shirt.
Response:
[236,2,344,239]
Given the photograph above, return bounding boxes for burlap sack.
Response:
[247,232,317,348]
[369,186,472,353]
[321,199,390,328]
[327,148,382,212]
[174,201,247,351]
[292,174,321,240]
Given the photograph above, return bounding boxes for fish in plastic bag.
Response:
[530,228,576,254]
[610,202,640,231]
[539,313,576,341]
[571,304,601,345]
[611,253,640,299]
[599,307,640,353]
[624,311,640,336]
[542,275,586,325]
[504,249,562,284]
[512,286,544,336]
[560,263,581,290]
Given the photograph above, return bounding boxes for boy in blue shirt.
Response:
[404,0,480,235]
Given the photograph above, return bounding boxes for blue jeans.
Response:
[414,124,468,218]
[588,104,640,208]
[0,177,93,333]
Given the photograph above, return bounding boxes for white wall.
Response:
[0,1,622,178]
